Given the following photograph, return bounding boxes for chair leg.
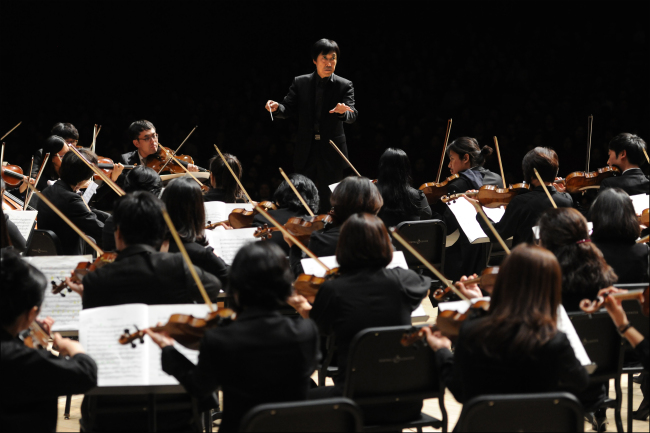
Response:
[614,377,623,433]
[439,390,448,433]
[627,373,633,433]
[64,394,72,419]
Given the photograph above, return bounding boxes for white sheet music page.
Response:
[206,227,259,265]
[24,255,91,331]
[204,201,254,226]
[556,304,592,367]
[5,210,37,241]
[629,193,649,215]
[446,199,490,244]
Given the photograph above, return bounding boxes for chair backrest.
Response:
[457,392,584,432]
[240,398,362,432]
[25,229,63,256]
[343,325,442,404]
[568,310,624,381]
[392,219,446,274]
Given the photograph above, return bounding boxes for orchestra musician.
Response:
[31,123,80,179]
[266,38,358,213]
[288,213,430,423]
[203,153,246,203]
[600,133,649,196]
[0,249,97,432]
[146,242,321,433]
[1,178,27,252]
[375,147,432,228]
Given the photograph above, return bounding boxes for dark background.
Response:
[2,1,648,202]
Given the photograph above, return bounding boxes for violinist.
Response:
[251,173,320,254]
[473,146,573,247]
[287,176,383,275]
[203,153,246,203]
[423,244,589,423]
[119,120,199,172]
[0,249,97,432]
[589,188,649,283]
[600,133,649,196]
[288,213,430,422]
[30,123,80,178]
[36,148,106,255]
[1,178,27,252]
[375,148,432,228]
[161,178,229,283]
[145,242,320,433]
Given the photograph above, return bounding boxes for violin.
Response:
[51,252,118,296]
[1,163,30,187]
[579,287,648,316]
[293,268,340,299]
[3,190,25,211]
[433,267,499,301]
[556,166,621,193]
[206,201,278,230]
[23,321,52,349]
[254,213,334,240]
[400,300,490,345]
[145,145,207,174]
[639,209,649,227]
[94,156,136,181]
[119,308,236,350]
[442,183,530,208]
[419,174,460,204]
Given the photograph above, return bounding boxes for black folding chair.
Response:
[457,392,584,432]
[343,325,447,432]
[240,397,362,432]
[569,310,624,433]
[25,229,63,256]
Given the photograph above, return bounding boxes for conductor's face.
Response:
[314,51,337,79]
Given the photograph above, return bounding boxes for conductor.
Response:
[266,38,358,213]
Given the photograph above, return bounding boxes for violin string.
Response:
[586,115,593,173]
[156,126,198,174]
[279,167,315,217]
[25,157,34,211]
[24,153,50,210]
[435,119,452,183]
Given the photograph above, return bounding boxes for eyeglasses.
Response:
[137,133,159,142]
[65,139,79,146]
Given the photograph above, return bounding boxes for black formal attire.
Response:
[161,307,320,432]
[101,215,116,251]
[600,168,650,196]
[376,185,432,228]
[36,180,104,255]
[275,72,358,213]
[3,213,27,252]
[435,318,590,405]
[592,237,649,284]
[119,150,144,167]
[1,329,97,432]
[477,185,573,247]
[168,240,229,285]
[476,166,504,189]
[289,223,340,275]
[82,244,221,310]
[251,207,310,255]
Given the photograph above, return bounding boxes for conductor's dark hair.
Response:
[123,165,164,197]
[538,208,617,303]
[337,213,393,272]
[0,249,47,327]
[589,188,640,242]
[376,148,418,215]
[446,137,493,168]
[330,176,383,224]
[113,191,166,249]
[273,173,319,213]
[59,148,97,186]
[311,38,340,61]
[522,147,559,184]
[161,178,207,245]
[209,153,243,203]
[51,123,79,141]
[228,242,293,311]
[608,133,647,166]
[128,120,156,140]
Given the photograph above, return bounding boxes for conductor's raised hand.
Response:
[329,103,354,114]
[266,100,279,112]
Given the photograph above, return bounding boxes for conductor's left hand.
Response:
[329,103,354,114]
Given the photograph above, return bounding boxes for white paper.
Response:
[329,182,340,193]
[483,206,506,223]
[204,201,254,226]
[81,181,99,204]
[411,304,429,323]
[160,172,210,182]
[206,227,259,265]
[438,297,490,314]
[556,304,593,367]
[532,222,593,241]
[629,194,649,215]
[300,251,408,277]
[5,210,37,241]
[24,255,92,331]
[446,199,490,244]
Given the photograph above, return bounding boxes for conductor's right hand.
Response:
[265,100,279,112]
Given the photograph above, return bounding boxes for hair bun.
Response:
[480,145,494,156]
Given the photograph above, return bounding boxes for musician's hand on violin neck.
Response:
[456,275,483,299]
[329,103,354,114]
[461,194,479,205]
[36,316,55,335]
[187,163,199,172]
[598,286,628,327]
[64,276,84,296]
[287,292,312,318]
[553,177,566,193]
[110,162,124,181]
[422,327,452,352]
[145,328,174,349]
[53,333,85,357]
[265,100,279,112]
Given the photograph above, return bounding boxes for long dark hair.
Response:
[209,153,243,203]
[337,213,393,272]
[589,188,641,243]
[161,178,207,245]
[539,208,617,297]
[446,137,493,168]
[463,244,561,358]
[376,148,418,215]
[330,176,383,224]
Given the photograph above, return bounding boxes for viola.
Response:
[433,267,499,301]
[94,156,136,181]
[51,252,118,296]
[254,213,334,240]
[419,174,460,204]
[557,166,620,193]
[293,268,339,299]
[442,183,530,208]
[119,308,236,350]
[206,201,278,230]
[579,287,648,317]
[145,145,208,174]
[1,163,29,187]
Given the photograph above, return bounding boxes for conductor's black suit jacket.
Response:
[275,72,358,171]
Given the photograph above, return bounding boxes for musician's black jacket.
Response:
[435,317,589,404]
[275,72,357,171]
[376,186,432,228]
[36,180,105,255]
[310,266,430,387]
[251,207,309,255]
[592,238,649,284]
[81,244,221,309]
[119,150,142,167]
[161,307,320,432]
[289,223,341,275]
[599,168,650,196]
[168,240,230,285]
[4,213,27,252]
[1,328,97,432]
[476,185,573,247]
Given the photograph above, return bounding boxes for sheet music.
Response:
[80,304,150,387]
[81,181,99,204]
[301,251,408,277]
[446,199,490,244]
[328,182,340,193]
[206,227,258,265]
[532,222,592,241]
[556,305,593,367]
[24,255,91,331]
[5,210,37,241]
[204,201,254,226]
[483,206,506,223]
[630,193,649,215]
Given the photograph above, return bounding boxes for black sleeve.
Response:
[416,190,433,220]
[634,338,650,372]
[101,216,116,252]
[476,196,522,243]
[434,348,458,398]
[22,350,97,397]
[447,177,472,195]
[68,195,105,248]
[309,283,338,335]
[276,78,300,119]
[391,268,430,309]
[161,343,220,399]
[190,264,222,302]
[289,244,306,276]
[197,246,230,285]
[5,214,27,253]
[336,81,358,124]
[554,332,590,396]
